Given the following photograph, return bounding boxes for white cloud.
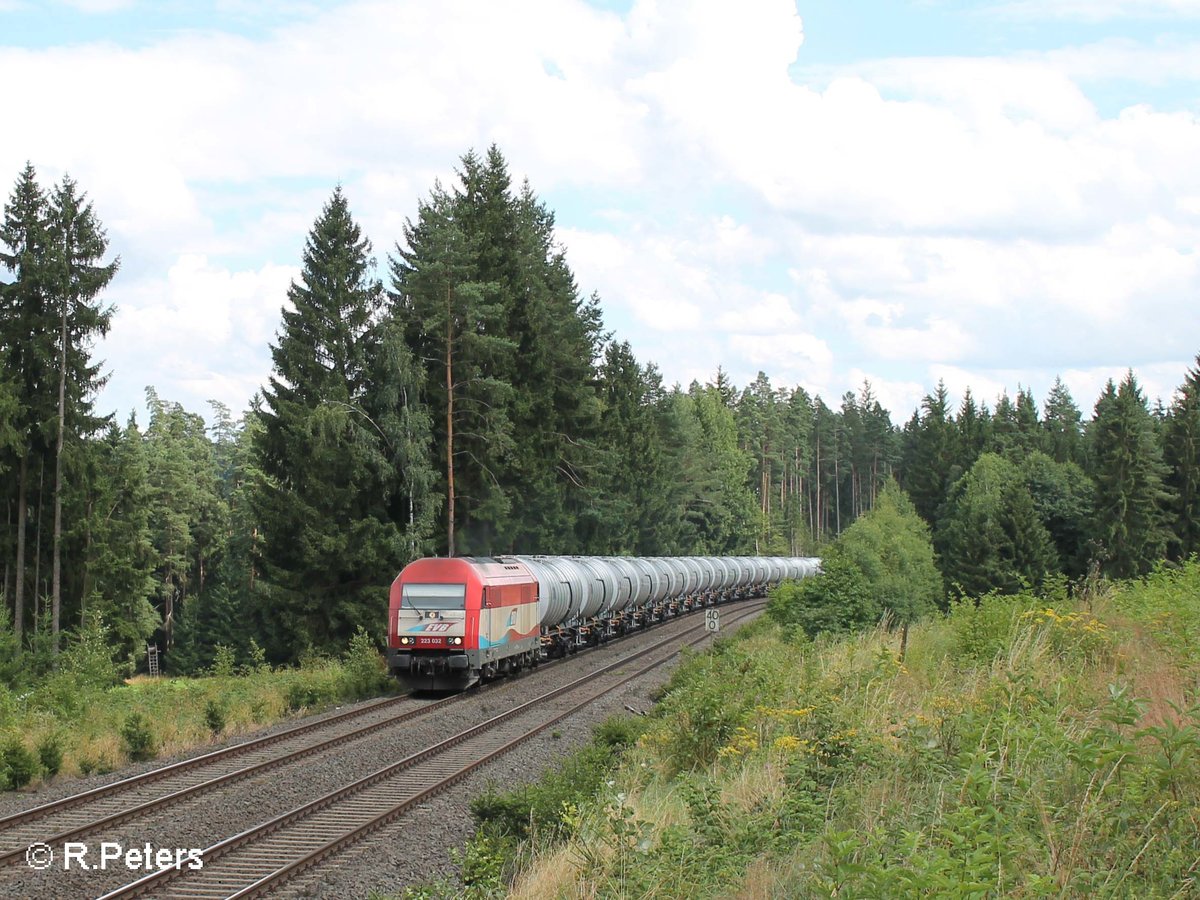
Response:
[728,332,834,390]
[716,293,801,333]
[2,0,1197,422]
[1045,37,1200,83]
[101,255,297,415]
[847,368,928,419]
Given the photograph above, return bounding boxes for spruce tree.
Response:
[584,341,669,554]
[1021,451,1095,578]
[1164,357,1200,560]
[899,381,955,527]
[0,163,55,643]
[46,175,117,652]
[953,388,988,476]
[936,453,1058,596]
[81,418,159,671]
[1042,376,1083,464]
[1088,373,1173,578]
[255,188,431,658]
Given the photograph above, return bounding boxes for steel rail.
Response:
[100,600,766,900]
[0,694,458,869]
[0,595,755,881]
[0,592,744,869]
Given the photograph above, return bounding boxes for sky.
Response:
[2,0,1198,425]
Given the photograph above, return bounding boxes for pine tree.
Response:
[391,147,604,556]
[1088,373,1173,578]
[255,188,430,657]
[144,390,227,650]
[738,372,785,549]
[389,181,511,557]
[1164,357,1200,560]
[781,386,814,553]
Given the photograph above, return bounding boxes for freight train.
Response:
[387,555,820,691]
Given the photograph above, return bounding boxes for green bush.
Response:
[59,614,120,691]
[120,712,158,762]
[595,716,646,749]
[203,699,227,736]
[284,681,327,712]
[471,730,622,845]
[342,628,388,698]
[2,739,40,789]
[244,639,270,675]
[209,645,237,678]
[77,754,114,776]
[36,732,64,777]
[767,552,878,639]
[947,590,1039,664]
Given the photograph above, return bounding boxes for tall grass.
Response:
[475,568,1200,899]
[0,629,393,789]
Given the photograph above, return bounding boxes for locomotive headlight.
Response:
[399,636,412,646]
[449,636,462,646]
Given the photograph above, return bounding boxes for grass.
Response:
[0,631,393,789]
[422,562,1200,899]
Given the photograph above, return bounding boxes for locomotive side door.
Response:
[480,586,493,657]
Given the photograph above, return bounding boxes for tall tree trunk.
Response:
[14,454,28,642]
[814,434,821,539]
[446,285,456,558]
[52,300,67,654]
[34,459,43,633]
[834,452,841,535]
[81,496,92,625]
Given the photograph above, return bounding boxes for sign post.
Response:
[705,608,720,635]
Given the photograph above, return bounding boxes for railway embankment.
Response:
[406,562,1200,898]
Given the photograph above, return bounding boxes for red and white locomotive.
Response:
[387,555,819,691]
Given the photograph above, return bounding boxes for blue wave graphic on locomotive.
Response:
[478,627,538,649]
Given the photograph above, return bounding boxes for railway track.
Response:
[100,600,766,899]
[0,692,458,870]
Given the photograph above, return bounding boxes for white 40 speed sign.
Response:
[705,608,720,632]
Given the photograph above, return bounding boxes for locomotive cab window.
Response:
[401,583,467,610]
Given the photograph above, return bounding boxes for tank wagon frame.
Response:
[388,555,819,691]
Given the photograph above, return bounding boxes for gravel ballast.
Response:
[0,604,760,899]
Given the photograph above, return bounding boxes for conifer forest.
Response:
[2,147,1199,677]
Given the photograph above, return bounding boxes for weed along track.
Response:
[0,693,455,868]
[99,601,766,899]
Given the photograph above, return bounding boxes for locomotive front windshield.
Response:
[401,583,467,610]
